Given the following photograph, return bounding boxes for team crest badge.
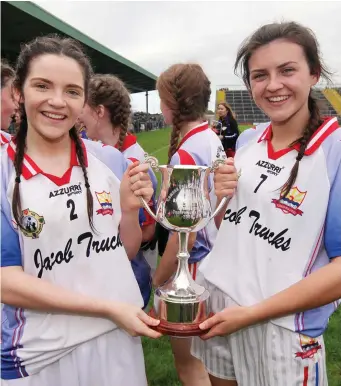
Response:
[272,186,307,216]
[21,209,45,239]
[95,191,114,216]
[295,334,322,360]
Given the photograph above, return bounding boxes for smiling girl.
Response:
[1,35,160,386]
[191,21,341,386]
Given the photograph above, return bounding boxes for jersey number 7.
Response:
[254,174,268,193]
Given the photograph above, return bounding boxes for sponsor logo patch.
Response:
[272,187,307,216]
[95,191,114,216]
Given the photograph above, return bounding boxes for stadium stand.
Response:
[220,87,341,124]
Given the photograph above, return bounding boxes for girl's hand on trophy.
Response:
[199,305,255,339]
[214,157,238,200]
[120,161,154,212]
[109,302,162,339]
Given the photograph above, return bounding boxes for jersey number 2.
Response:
[67,199,78,221]
[254,174,268,193]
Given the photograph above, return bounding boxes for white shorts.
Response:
[191,279,328,386]
[3,329,147,386]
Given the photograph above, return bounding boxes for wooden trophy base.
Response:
[148,308,213,337]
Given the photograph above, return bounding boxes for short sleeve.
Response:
[1,162,22,267]
[235,127,256,151]
[324,135,341,258]
[83,139,128,181]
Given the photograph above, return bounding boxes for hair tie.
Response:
[15,176,21,183]
[85,182,90,189]
[296,153,304,162]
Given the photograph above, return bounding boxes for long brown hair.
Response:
[217,102,236,120]
[234,21,332,197]
[156,63,211,163]
[87,74,131,151]
[12,35,95,231]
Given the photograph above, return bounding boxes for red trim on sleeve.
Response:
[1,132,11,145]
[177,149,196,165]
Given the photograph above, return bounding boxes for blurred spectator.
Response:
[1,60,17,131]
[131,111,165,133]
[217,102,240,157]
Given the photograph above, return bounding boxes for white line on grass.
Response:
[151,145,168,155]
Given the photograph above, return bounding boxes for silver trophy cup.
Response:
[141,155,228,336]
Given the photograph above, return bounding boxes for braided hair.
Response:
[156,64,211,163]
[87,74,131,151]
[11,34,95,231]
[234,21,332,196]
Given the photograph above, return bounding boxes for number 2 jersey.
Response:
[200,117,341,337]
[1,139,144,379]
[170,121,226,264]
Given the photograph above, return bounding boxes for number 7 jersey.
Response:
[200,117,341,337]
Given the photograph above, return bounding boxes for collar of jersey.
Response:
[7,138,88,186]
[257,116,339,160]
[114,133,137,152]
[177,121,209,149]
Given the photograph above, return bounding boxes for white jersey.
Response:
[1,139,143,379]
[170,121,226,263]
[200,117,341,337]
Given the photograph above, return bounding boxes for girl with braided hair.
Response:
[191,21,341,386]
[79,74,158,309]
[153,63,237,386]
[1,35,161,386]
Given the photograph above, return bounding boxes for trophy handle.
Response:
[143,153,159,172]
[140,197,158,222]
[209,159,229,220]
[139,153,160,222]
[210,196,228,220]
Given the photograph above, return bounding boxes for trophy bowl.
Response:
[141,156,227,337]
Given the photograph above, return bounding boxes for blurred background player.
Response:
[216,102,240,157]
[79,73,158,308]
[153,63,228,386]
[1,60,17,144]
